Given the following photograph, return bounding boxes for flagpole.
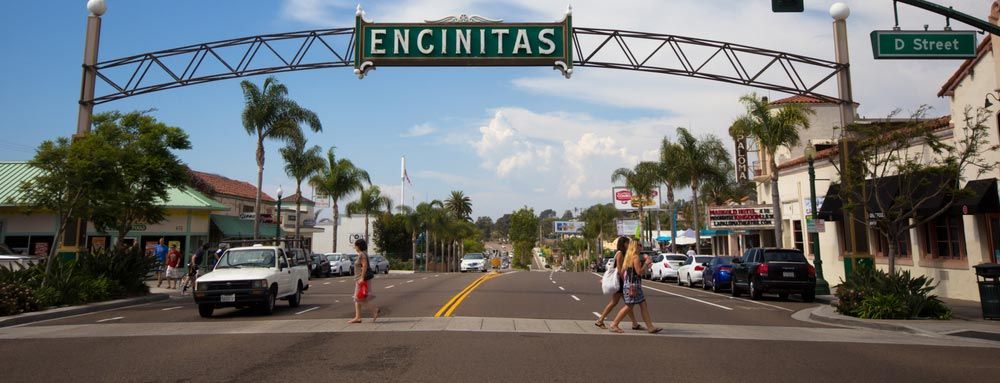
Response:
[401,156,406,211]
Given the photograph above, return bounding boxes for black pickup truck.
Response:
[730,248,816,302]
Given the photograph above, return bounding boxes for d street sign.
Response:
[870,30,976,59]
[354,6,573,78]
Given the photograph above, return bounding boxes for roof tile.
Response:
[190,170,275,202]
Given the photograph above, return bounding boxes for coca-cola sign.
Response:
[615,190,633,202]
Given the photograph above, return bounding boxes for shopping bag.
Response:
[601,266,619,295]
[356,280,369,300]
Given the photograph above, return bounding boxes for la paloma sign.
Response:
[353,6,573,78]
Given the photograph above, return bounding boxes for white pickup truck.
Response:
[193,245,310,318]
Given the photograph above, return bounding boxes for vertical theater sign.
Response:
[353,6,574,79]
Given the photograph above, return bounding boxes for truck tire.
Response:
[198,304,214,318]
[749,279,763,300]
[288,282,302,308]
[261,286,277,315]
[731,281,740,297]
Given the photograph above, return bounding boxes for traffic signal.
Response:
[772,0,804,13]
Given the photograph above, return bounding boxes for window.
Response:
[287,214,296,222]
[242,205,255,213]
[874,230,911,259]
[793,220,804,251]
[923,215,965,259]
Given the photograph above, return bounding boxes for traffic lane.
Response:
[450,270,593,319]
[3,332,998,383]
[644,274,822,311]
[24,273,480,326]
[554,272,830,327]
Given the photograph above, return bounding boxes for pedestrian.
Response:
[190,244,209,282]
[594,236,641,330]
[165,244,182,289]
[348,238,380,324]
[153,238,168,287]
[609,240,662,334]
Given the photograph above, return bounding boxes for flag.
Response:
[402,156,412,185]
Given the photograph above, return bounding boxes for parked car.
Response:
[286,248,311,272]
[650,253,686,281]
[325,253,353,276]
[368,255,389,274]
[193,245,310,317]
[677,255,715,287]
[731,248,816,302]
[310,254,331,278]
[460,253,488,272]
[702,256,735,293]
[596,256,614,272]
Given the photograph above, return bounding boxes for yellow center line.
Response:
[434,272,501,317]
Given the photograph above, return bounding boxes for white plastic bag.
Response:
[601,266,619,295]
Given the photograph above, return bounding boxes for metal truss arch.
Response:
[90,27,847,105]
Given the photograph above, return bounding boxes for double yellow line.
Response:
[434,272,500,317]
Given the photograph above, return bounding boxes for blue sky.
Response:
[0,0,988,219]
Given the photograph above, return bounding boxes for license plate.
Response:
[782,271,795,278]
[220,294,235,303]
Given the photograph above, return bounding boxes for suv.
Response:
[730,248,816,302]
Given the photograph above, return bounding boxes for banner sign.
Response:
[612,187,660,211]
[735,136,749,183]
[553,221,584,234]
[354,7,573,78]
[616,219,639,236]
[707,206,775,230]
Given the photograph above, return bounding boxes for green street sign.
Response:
[354,9,573,78]
[870,30,977,59]
[772,0,803,13]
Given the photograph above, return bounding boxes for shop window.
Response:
[873,230,911,258]
[4,236,30,254]
[792,220,804,251]
[923,215,965,259]
[242,205,255,213]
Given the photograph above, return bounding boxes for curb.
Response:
[0,293,169,328]
[807,304,919,334]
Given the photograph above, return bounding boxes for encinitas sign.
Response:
[353,6,573,78]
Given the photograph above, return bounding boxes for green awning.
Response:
[211,214,279,239]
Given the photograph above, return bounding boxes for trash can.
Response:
[973,263,1000,320]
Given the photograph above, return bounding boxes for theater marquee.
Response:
[707,206,775,230]
[353,6,573,78]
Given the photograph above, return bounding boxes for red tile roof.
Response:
[938,38,993,97]
[280,192,315,205]
[189,170,275,202]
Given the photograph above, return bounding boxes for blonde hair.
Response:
[622,241,639,271]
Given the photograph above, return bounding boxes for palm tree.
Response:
[581,203,618,254]
[346,185,393,243]
[444,190,473,221]
[612,161,660,244]
[731,93,814,246]
[672,127,731,254]
[414,200,443,271]
[310,147,370,252]
[658,137,685,252]
[240,76,322,239]
[280,136,325,241]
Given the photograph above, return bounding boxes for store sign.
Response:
[707,206,775,230]
[553,221,584,234]
[239,212,256,221]
[354,9,573,78]
[612,186,660,211]
[131,224,147,232]
[870,30,976,59]
[735,136,749,183]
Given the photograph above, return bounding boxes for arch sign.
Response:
[353,6,573,79]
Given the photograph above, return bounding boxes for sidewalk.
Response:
[808,296,1000,341]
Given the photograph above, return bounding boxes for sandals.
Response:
[594,321,607,329]
[632,324,645,331]
[609,326,624,333]
[648,327,663,334]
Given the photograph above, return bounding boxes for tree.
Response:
[731,93,814,246]
[240,76,322,239]
[560,210,574,220]
[612,162,660,243]
[346,186,393,243]
[372,211,411,257]
[85,111,192,247]
[280,136,325,241]
[834,107,997,274]
[539,209,557,220]
[475,216,494,241]
[671,127,730,254]
[310,147,370,252]
[658,136,685,252]
[580,203,618,254]
[509,207,539,269]
[444,190,473,221]
[494,214,512,240]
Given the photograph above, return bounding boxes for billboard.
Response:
[706,206,775,230]
[612,187,660,211]
[616,219,640,236]
[553,221,584,234]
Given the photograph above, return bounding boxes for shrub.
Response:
[835,267,952,320]
[0,283,40,316]
[77,247,153,295]
[387,257,413,271]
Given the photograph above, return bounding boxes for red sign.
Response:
[615,190,632,202]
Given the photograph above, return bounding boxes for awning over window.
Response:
[817,184,843,221]
[211,214,279,239]
[953,178,1000,215]
[817,172,961,222]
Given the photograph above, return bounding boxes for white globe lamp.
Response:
[830,3,850,21]
[87,0,107,17]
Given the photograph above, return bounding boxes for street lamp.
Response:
[78,0,107,136]
[276,186,283,243]
[804,146,831,295]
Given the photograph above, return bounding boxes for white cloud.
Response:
[401,123,436,137]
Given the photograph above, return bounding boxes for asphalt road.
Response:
[5,270,999,382]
